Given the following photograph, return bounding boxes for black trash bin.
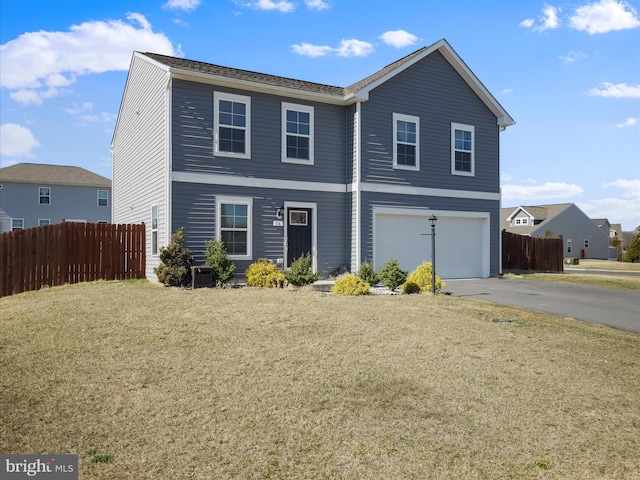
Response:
[191,266,214,289]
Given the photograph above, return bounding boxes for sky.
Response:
[1,0,639,230]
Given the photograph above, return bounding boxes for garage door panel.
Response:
[374,212,486,279]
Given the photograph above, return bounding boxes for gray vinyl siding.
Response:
[359,191,501,276]
[0,182,111,232]
[171,80,346,184]
[112,55,169,278]
[360,51,500,193]
[172,181,347,277]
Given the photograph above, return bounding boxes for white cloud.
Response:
[588,82,640,98]
[579,196,640,230]
[502,182,584,200]
[65,102,117,124]
[535,4,561,31]
[559,51,586,63]
[603,178,640,196]
[305,0,330,10]
[0,13,179,104]
[617,117,639,127]
[501,88,513,94]
[336,39,374,57]
[379,30,418,48]
[291,43,333,57]
[519,18,535,28]
[245,0,296,12]
[569,0,640,34]
[292,38,374,58]
[0,124,41,158]
[163,0,201,11]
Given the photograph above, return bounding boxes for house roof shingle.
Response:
[0,163,111,188]
[501,203,574,234]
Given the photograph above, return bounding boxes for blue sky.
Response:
[1,0,639,230]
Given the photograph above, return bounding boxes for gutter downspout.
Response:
[353,101,362,272]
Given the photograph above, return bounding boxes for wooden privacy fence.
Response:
[0,222,145,297]
[502,230,564,272]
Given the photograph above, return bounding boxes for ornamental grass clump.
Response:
[332,274,370,296]
[245,258,286,288]
[406,261,446,293]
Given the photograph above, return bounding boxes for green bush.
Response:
[357,259,379,286]
[332,274,370,296]
[245,258,286,288]
[402,281,421,294]
[154,227,193,287]
[204,238,236,287]
[379,258,408,291]
[285,253,319,286]
[624,231,640,263]
[406,261,446,293]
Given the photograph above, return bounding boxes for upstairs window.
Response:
[38,219,50,226]
[393,113,419,171]
[451,123,475,176]
[39,187,51,204]
[98,190,109,207]
[214,92,250,159]
[282,103,314,164]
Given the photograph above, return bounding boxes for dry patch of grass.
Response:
[513,272,640,291]
[1,280,639,479]
[566,259,640,271]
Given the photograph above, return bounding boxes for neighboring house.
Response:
[0,163,111,232]
[591,218,612,237]
[501,203,612,259]
[112,38,514,280]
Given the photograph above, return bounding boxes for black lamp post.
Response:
[429,214,437,294]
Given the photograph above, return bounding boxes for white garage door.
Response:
[374,209,488,279]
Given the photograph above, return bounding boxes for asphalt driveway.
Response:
[443,278,640,334]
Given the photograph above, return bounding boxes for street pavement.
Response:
[442,277,640,334]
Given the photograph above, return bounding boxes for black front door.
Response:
[287,208,312,267]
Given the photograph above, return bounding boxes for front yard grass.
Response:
[1,280,639,479]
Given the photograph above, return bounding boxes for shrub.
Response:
[204,238,236,287]
[245,258,286,288]
[379,258,408,291]
[154,227,193,287]
[285,253,319,286]
[624,231,640,263]
[332,274,370,296]
[357,259,379,286]
[406,261,446,293]
[402,281,421,294]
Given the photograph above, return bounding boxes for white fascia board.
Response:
[172,171,346,193]
[354,182,500,201]
[169,69,346,106]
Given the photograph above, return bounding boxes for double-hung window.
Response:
[216,196,252,260]
[451,123,475,176]
[214,92,251,159]
[12,218,24,231]
[282,103,314,164]
[39,187,51,204]
[98,190,109,207]
[393,113,419,171]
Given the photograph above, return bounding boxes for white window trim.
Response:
[12,218,24,231]
[216,195,253,260]
[151,204,159,257]
[393,113,420,171]
[38,186,51,205]
[97,190,109,207]
[567,239,573,253]
[38,219,50,226]
[451,123,475,177]
[281,102,314,165]
[213,91,251,159]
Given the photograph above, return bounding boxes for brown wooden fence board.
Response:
[502,230,564,272]
[0,222,145,297]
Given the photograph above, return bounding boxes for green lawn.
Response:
[2,280,639,479]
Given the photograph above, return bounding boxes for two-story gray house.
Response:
[0,163,111,232]
[112,39,514,280]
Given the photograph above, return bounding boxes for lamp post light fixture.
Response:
[429,214,437,294]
